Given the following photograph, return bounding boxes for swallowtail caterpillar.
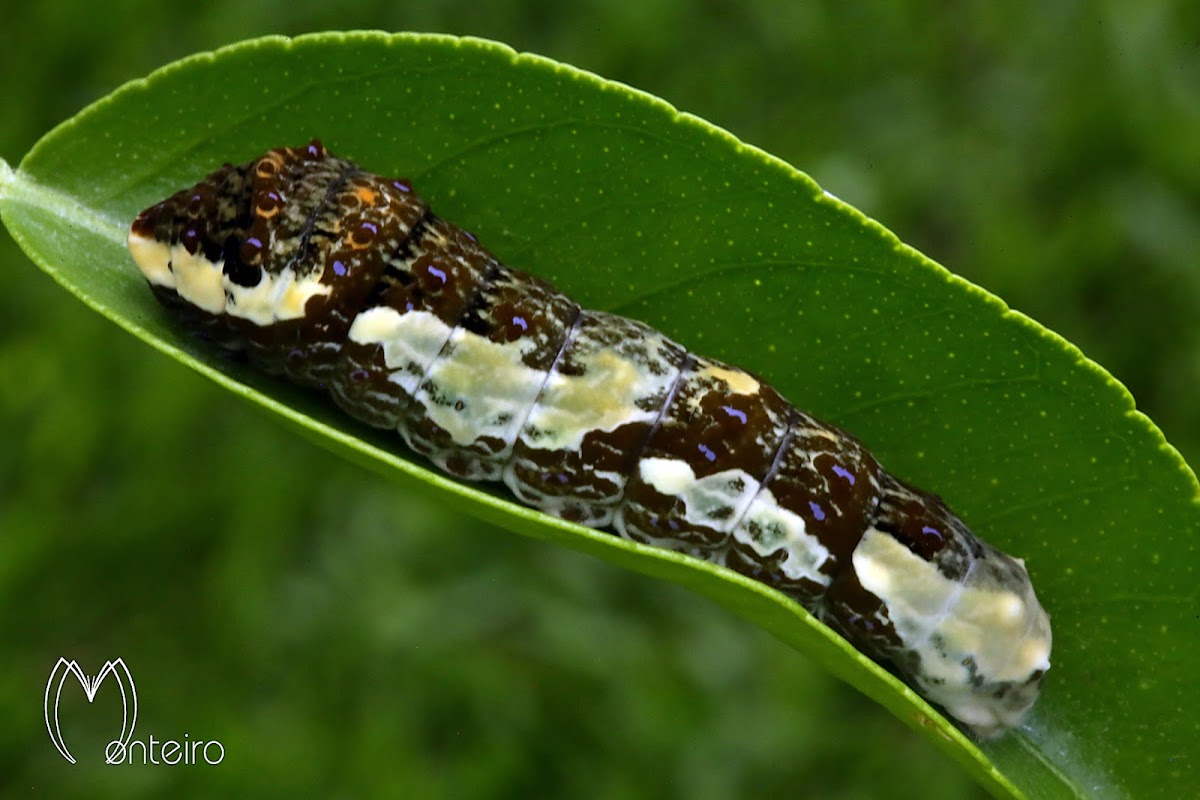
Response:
[128,141,1052,738]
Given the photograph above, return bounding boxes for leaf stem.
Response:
[0,157,13,198]
[0,162,126,246]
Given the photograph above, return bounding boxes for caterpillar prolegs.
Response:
[128,141,1051,737]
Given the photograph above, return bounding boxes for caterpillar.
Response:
[127,140,1052,738]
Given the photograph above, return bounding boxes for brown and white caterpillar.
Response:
[127,141,1051,737]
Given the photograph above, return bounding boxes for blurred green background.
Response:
[2,2,1197,798]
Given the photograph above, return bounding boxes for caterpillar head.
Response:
[128,140,425,385]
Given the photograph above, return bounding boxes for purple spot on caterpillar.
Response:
[463,230,477,242]
[349,368,369,383]
[721,405,748,424]
[333,260,347,276]
[698,443,717,462]
[307,143,321,157]
[427,266,447,283]
[392,180,411,193]
[832,464,855,484]
[921,525,944,544]
[808,501,827,521]
[246,236,263,249]
[512,315,528,331]
[362,221,378,234]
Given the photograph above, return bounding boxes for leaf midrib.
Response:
[1,163,127,248]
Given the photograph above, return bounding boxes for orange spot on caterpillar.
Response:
[255,152,284,179]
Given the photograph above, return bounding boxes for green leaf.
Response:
[2,31,1196,799]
